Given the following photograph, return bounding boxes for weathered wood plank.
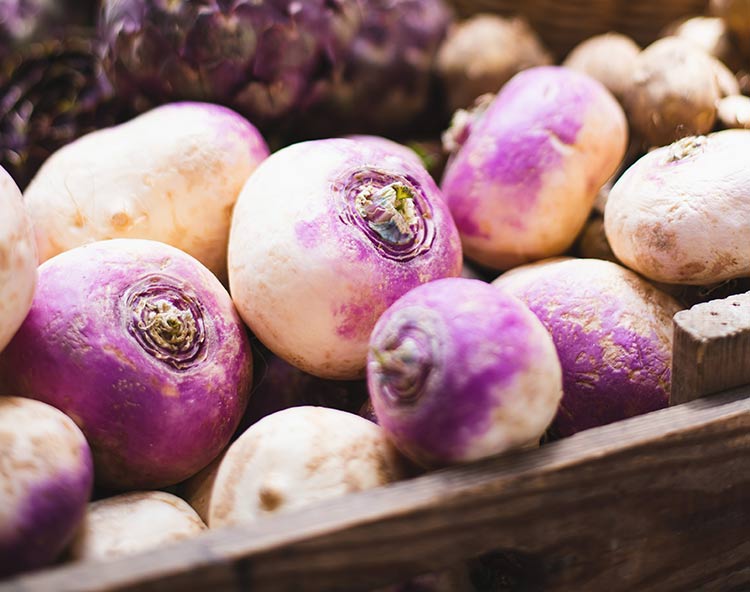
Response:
[671,291,750,405]
[4,385,749,592]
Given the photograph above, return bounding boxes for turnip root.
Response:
[23,102,269,283]
[0,239,252,489]
[717,95,750,129]
[228,138,462,380]
[435,14,552,112]
[440,66,627,270]
[368,278,562,466]
[189,407,407,527]
[0,166,36,353]
[493,258,682,437]
[0,397,93,577]
[624,37,720,148]
[69,492,206,562]
[605,131,750,284]
[563,33,641,103]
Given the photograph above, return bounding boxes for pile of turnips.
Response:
[1,1,750,587]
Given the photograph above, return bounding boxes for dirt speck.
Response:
[258,486,284,512]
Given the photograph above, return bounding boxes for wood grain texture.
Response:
[4,385,749,592]
[672,292,750,405]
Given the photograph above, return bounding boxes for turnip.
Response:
[563,33,641,104]
[493,258,682,437]
[604,131,750,285]
[23,102,269,283]
[188,406,407,527]
[435,14,552,112]
[0,166,37,353]
[69,492,206,562]
[440,66,627,270]
[367,278,561,466]
[228,138,462,380]
[623,37,720,148]
[0,239,252,490]
[0,396,93,577]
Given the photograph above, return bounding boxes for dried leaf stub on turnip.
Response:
[0,397,93,578]
[493,258,682,438]
[228,138,463,380]
[440,66,627,271]
[0,166,36,353]
[191,406,408,527]
[367,278,562,466]
[0,239,253,490]
[604,131,750,285]
[23,102,269,283]
[69,492,206,562]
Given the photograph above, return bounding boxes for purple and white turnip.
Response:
[493,258,682,437]
[0,166,36,353]
[368,278,562,466]
[0,396,93,578]
[440,66,627,271]
[23,102,269,283]
[228,138,462,380]
[0,239,252,490]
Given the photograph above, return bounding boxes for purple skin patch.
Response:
[291,139,463,343]
[0,443,93,578]
[368,278,544,465]
[440,66,591,239]
[0,240,253,490]
[499,266,674,437]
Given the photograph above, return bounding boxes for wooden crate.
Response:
[1,292,748,592]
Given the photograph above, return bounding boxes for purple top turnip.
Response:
[440,66,627,271]
[368,278,562,466]
[493,258,683,437]
[0,166,36,353]
[0,239,252,490]
[0,396,93,578]
[228,138,462,379]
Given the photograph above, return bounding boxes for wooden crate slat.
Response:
[672,292,750,405]
[4,385,749,592]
